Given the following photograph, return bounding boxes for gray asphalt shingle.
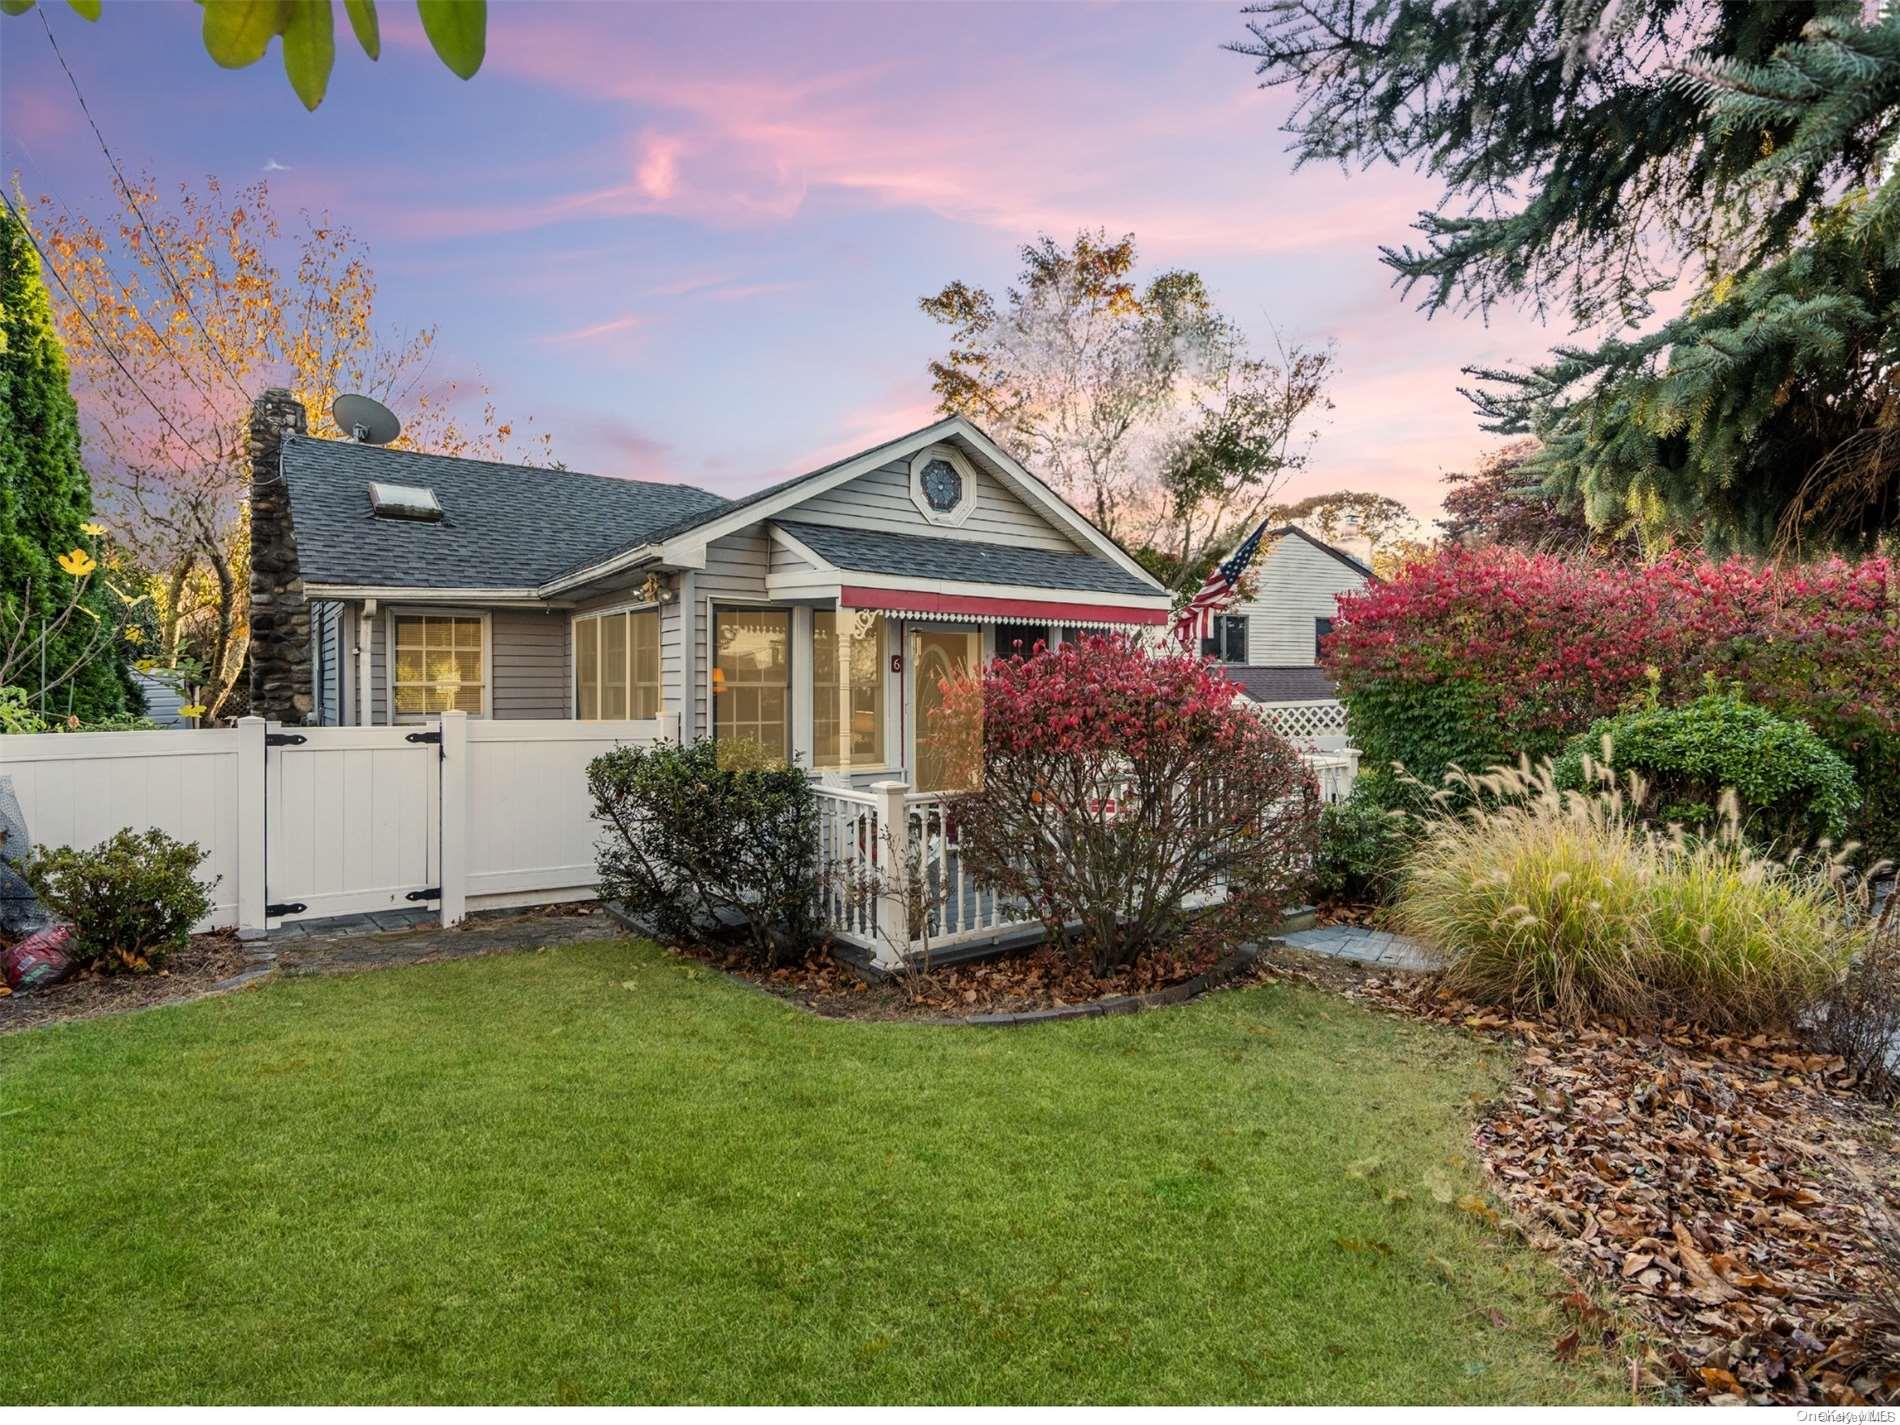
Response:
[1221,665,1340,704]
[280,436,730,589]
[773,520,1160,596]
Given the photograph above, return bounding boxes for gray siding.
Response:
[780,458,1080,552]
[1232,535,1370,666]
[310,600,344,725]
[365,604,569,723]
[131,672,186,728]
[491,608,570,718]
[769,537,817,575]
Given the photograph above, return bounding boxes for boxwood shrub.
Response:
[1552,692,1860,850]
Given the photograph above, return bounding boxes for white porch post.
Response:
[438,711,468,928]
[658,710,681,744]
[791,604,813,770]
[236,716,268,938]
[356,597,376,727]
[869,779,910,970]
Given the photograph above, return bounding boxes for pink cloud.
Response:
[634,132,684,201]
[367,6,1438,260]
[541,313,646,345]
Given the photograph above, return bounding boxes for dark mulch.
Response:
[0,931,250,1035]
[674,939,1230,1021]
[1354,974,1900,1406]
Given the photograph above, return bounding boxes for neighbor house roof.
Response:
[280,436,730,590]
[1222,665,1340,704]
[772,520,1159,597]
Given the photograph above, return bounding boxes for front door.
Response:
[908,626,982,793]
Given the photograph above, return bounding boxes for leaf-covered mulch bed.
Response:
[0,930,249,1035]
[675,940,1229,1021]
[1356,975,1900,1406]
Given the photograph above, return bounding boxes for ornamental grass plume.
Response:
[1394,757,1867,1033]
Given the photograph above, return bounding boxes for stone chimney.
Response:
[248,387,313,723]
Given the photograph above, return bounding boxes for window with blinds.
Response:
[574,608,661,720]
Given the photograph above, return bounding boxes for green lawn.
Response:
[0,938,1620,1405]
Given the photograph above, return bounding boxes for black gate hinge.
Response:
[265,732,307,747]
[405,887,441,902]
[405,730,442,744]
[266,901,307,917]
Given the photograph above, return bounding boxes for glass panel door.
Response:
[910,626,981,793]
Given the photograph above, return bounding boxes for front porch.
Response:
[811,749,1360,969]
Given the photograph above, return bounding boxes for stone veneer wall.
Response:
[247,388,313,723]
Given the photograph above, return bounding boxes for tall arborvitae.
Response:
[0,211,129,719]
[1234,0,1900,552]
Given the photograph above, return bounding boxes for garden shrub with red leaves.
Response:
[1326,546,1900,853]
[935,636,1320,974]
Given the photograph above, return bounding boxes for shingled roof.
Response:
[774,520,1158,596]
[1221,665,1340,704]
[280,436,729,590]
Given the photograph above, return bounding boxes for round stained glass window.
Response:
[920,457,963,512]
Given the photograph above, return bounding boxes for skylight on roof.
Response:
[367,482,443,522]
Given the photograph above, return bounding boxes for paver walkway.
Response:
[224,906,621,986]
[1279,924,1435,972]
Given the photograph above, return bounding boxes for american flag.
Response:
[1172,517,1273,648]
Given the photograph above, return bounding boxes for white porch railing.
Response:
[813,747,1359,968]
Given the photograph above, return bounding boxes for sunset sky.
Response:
[2,1,1570,521]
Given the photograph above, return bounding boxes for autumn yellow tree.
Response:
[30,176,553,718]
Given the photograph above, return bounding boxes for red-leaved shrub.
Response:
[1326,546,1900,851]
[935,636,1320,973]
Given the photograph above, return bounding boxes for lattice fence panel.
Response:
[1253,699,1349,746]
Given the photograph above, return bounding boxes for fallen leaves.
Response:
[684,940,1230,1020]
[1357,976,1900,1406]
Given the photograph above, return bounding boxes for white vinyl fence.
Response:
[0,712,672,934]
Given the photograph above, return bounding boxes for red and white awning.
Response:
[838,585,1169,629]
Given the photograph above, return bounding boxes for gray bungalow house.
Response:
[246,390,1172,793]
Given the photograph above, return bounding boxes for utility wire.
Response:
[39,5,252,407]
[2,188,224,484]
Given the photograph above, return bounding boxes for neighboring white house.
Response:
[1202,526,1374,750]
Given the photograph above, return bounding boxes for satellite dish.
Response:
[332,393,401,446]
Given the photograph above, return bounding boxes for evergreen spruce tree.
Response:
[1233,0,1900,550]
[0,210,129,719]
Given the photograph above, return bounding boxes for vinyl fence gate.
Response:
[263,723,442,927]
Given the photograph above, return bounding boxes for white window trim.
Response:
[810,607,894,777]
[907,443,979,528]
[707,601,795,756]
[386,606,492,722]
[569,600,662,721]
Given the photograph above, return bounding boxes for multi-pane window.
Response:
[714,609,790,762]
[1314,616,1334,660]
[813,610,885,770]
[574,608,660,720]
[392,614,484,717]
[1213,614,1248,664]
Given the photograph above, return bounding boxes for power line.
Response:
[38,5,252,407]
[2,189,223,484]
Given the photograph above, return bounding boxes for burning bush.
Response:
[938,636,1319,974]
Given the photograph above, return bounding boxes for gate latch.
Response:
[405,730,442,745]
[265,732,307,747]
